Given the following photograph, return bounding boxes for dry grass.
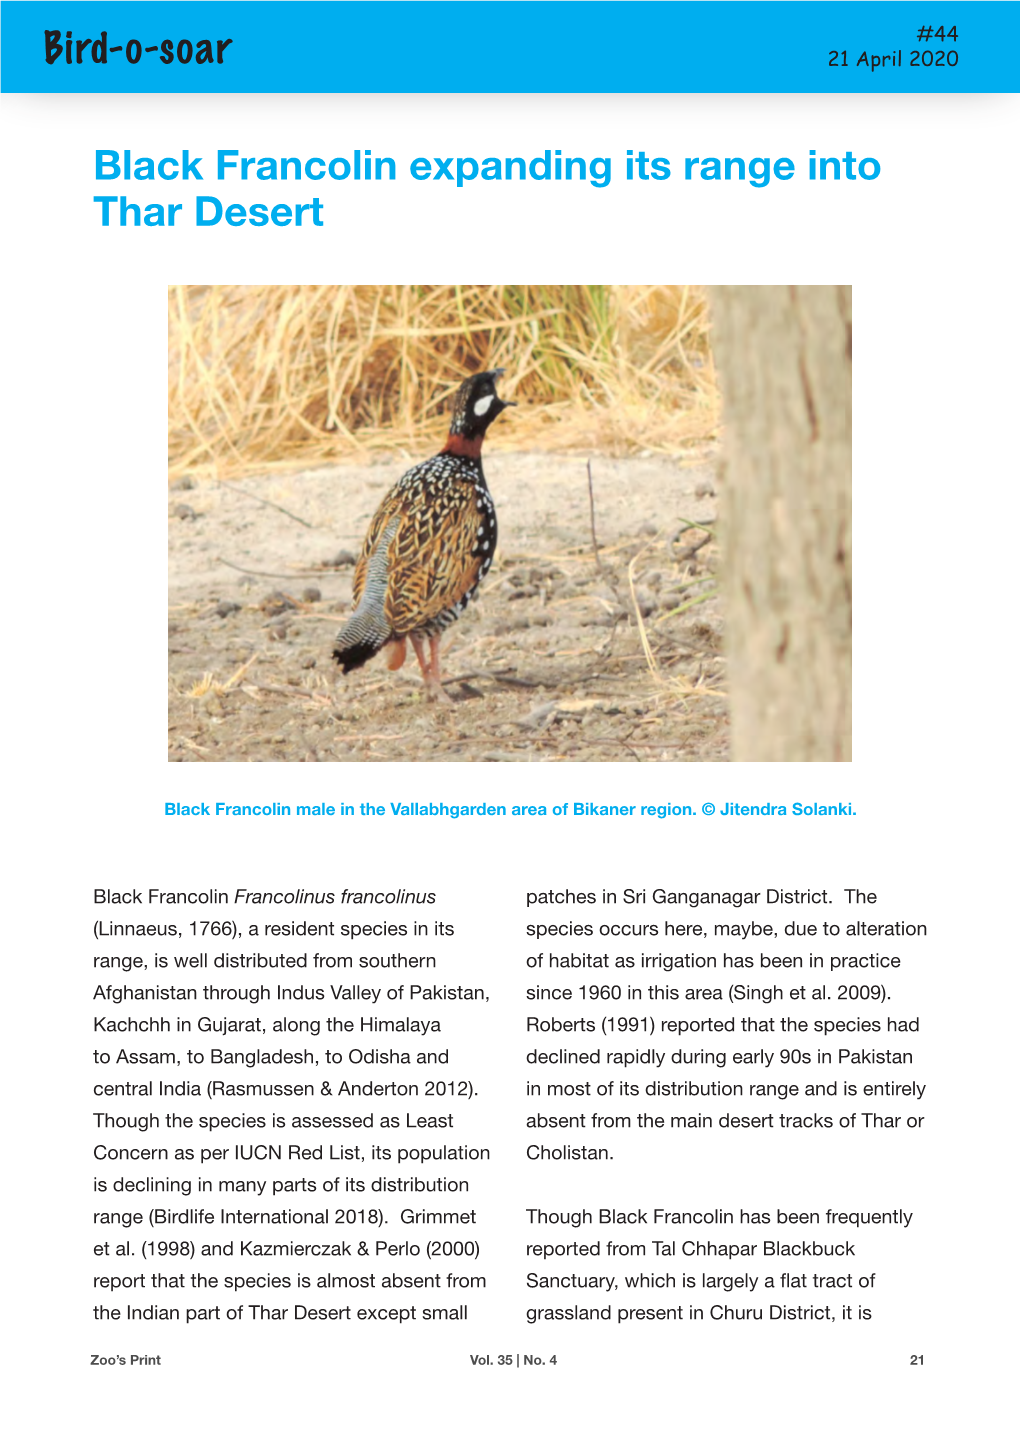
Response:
[168,284,719,481]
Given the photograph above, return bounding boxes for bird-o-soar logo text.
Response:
[45,31,233,67]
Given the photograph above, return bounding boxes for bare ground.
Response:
[168,451,729,763]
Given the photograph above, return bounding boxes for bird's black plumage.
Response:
[333,371,515,700]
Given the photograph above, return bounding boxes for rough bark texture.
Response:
[709,285,852,761]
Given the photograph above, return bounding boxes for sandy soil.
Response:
[168,451,729,763]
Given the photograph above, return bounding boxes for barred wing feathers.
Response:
[352,459,495,637]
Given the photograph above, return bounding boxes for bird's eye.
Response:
[472,395,495,417]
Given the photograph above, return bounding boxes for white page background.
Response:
[3,88,1015,1440]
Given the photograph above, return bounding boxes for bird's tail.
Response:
[333,519,398,673]
[333,602,390,673]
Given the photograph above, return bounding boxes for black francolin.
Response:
[333,370,515,702]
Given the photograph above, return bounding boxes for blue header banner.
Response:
[2,1,1018,94]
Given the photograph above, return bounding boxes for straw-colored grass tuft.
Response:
[169,285,718,481]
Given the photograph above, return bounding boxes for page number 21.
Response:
[910,1355,924,1366]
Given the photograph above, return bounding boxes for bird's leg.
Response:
[384,638,407,671]
[410,633,452,704]
[410,633,428,679]
[429,635,444,691]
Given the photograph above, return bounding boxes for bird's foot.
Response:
[424,677,454,706]
[411,633,453,704]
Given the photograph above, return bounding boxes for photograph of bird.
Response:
[333,369,515,702]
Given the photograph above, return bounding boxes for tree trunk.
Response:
[708,285,852,761]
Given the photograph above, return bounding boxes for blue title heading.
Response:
[92,143,883,228]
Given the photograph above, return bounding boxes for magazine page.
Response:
[3,2,1016,1437]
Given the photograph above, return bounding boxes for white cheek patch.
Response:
[473,394,495,417]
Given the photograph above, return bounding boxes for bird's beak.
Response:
[491,371,516,405]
